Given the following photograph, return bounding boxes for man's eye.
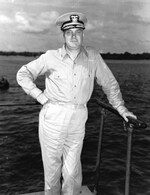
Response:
[65,31,72,35]
[76,31,82,34]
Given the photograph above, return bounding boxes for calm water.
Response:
[0,56,150,195]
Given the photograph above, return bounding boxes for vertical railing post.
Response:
[124,123,134,195]
[93,108,106,195]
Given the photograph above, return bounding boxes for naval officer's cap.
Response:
[55,12,87,31]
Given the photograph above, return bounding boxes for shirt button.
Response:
[74,73,76,76]
[74,97,76,99]
[74,85,76,87]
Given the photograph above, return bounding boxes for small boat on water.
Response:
[0,77,9,90]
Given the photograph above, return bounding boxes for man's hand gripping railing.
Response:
[123,116,147,130]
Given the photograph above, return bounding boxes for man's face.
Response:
[63,28,84,50]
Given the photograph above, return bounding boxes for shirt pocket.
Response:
[81,69,92,80]
[50,71,68,80]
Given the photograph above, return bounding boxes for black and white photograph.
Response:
[0,0,149,195]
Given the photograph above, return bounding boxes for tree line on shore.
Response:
[0,51,150,60]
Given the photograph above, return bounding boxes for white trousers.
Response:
[39,102,88,195]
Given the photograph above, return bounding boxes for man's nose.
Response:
[72,32,76,38]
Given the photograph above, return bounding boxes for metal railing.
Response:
[92,98,147,195]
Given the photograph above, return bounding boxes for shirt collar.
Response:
[59,44,88,60]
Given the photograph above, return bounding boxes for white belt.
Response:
[47,100,86,109]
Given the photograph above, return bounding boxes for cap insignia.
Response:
[70,15,79,22]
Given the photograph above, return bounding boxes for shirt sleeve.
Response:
[95,52,128,115]
[16,53,48,104]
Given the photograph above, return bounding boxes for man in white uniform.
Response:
[16,12,137,195]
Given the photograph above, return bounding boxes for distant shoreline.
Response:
[0,51,150,60]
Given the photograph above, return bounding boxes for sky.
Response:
[0,0,150,53]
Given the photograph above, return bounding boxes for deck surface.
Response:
[21,186,94,195]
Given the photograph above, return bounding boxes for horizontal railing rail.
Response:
[0,102,40,107]
[94,98,147,129]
